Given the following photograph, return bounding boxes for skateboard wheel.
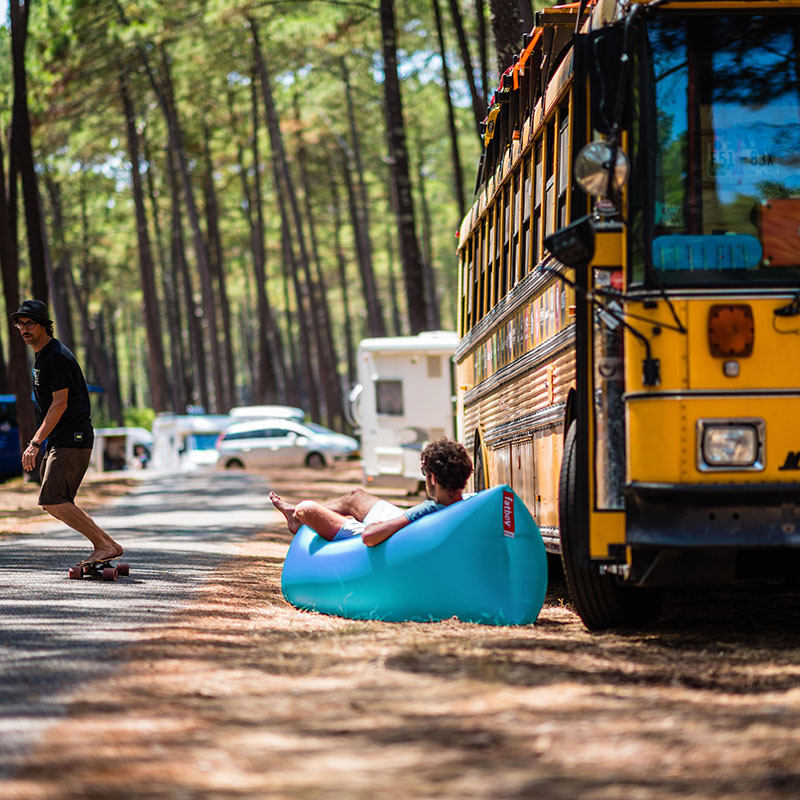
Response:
[68,567,83,579]
[116,563,130,577]
[102,567,118,581]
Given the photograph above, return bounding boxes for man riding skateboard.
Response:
[12,299,124,567]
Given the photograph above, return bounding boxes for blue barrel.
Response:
[281,485,548,625]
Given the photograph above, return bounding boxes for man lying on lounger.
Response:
[269,438,473,547]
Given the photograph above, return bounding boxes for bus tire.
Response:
[559,421,662,630]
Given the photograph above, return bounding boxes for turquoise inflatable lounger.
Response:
[281,484,548,625]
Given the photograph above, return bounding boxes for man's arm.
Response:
[21,388,68,471]
[361,514,410,547]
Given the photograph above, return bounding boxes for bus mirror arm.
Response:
[538,262,661,388]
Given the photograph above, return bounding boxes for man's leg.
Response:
[325,488,382,519]
[292,501,352,541]
[39,446,123,564]
[270,488,381,534]
[42,502,123,563]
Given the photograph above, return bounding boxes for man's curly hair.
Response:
[420,438,473,492]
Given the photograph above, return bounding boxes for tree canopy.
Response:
[0,0,555,434]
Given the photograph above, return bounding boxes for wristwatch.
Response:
[29,440,41,449]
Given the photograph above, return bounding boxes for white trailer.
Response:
[89,427,154,473]
[349,331,458,492]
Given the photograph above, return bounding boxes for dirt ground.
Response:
[3,465,800,799]
[0,471,138,534]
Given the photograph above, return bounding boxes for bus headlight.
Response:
[698,420,764,471]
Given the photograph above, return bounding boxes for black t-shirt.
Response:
[33,338,94,449]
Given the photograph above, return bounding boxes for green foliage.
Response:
[124,406,156,431]
[3,0,557,411]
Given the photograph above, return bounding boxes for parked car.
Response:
[228,405,305,423]
[216,419,359,470]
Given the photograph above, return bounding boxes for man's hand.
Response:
[21,443,40,472]
[362,515,409,547]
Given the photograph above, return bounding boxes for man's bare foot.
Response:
[269,491,301,534]
[77,544,124,566]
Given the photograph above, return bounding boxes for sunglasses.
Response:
[14,320,40,330]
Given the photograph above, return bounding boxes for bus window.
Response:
[558,102,571,228]
[502,185,511,297]
[522,155,532,272]
[488,212,496,309]
[512,168,521,284]
[545,120,556,238]
[635,13,800,285]
[462,245,468,333]
[478,219,487,320]
[534,140,543,262]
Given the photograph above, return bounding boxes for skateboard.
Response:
[68,560,130,581]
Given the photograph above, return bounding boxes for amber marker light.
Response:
[708,304,754,358]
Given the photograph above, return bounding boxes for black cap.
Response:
[10,299,53,326]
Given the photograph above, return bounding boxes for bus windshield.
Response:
[643,13,800,285]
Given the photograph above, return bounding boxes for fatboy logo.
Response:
[502,490,515,537]
[32,368,39,387]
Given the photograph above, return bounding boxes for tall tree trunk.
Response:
[143,128,185,413]
[0,128,36,468]
[281,264,301,406]
[518,0,534,34]
[477,0,489,106]
[275,178,318,419]
[202,123,236,412]
[156,48,225,412]
[72,186,123,422]
[0,331,7,393]
[105,309,124,423]
[432,0,467,221]
[42,176,76,348]
[294,96,345,429]
[340,56,387,338]
[250,19,321,419]
[119,70,170,412]
[65,260,121,424]
[488,0,523,73]
[167,145,209,412]
[380,0,429,334]
[9,0,48,304]
[233,75,285,402]
[329,167,356,389]
[385,221,404,337]
[341,154,383,339]
[447,0,487,138]
[415,143,441,330]
[120,7,223,411]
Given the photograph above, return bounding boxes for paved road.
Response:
[0,469,271,780]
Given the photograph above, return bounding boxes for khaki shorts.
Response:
[38,447,92,505]
[334,499,405,540]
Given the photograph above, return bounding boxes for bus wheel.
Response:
[559,421,662,630]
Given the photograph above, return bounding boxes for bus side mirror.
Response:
[574,141,630,199]
[543,215,596,270]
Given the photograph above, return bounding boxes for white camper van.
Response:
[349,331,458,492]
[150,413,232,472]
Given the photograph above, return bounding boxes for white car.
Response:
[216,419,359,469]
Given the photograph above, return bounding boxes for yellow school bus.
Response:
[456,0,800,628]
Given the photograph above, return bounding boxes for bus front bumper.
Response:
[625,482,800,548]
